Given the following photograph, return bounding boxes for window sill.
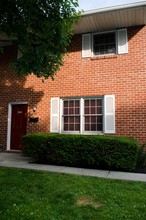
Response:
[61,131,103,135]
[91,54,118,60]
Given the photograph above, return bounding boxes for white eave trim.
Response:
[81,1,146,17]
[75,1,146,34]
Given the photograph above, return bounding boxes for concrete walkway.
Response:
[0,152,146,182]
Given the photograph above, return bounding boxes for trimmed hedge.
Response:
[22,133,138,171]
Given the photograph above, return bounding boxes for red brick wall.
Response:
[0,25,146,149]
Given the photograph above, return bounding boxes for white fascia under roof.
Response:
[82,1,146,16]
[74,1,146,34]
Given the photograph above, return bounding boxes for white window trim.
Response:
[61,98,81,134]
[60,97,103,135]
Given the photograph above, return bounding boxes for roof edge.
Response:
[81,1,146,16]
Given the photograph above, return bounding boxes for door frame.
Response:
[7,102,28,151]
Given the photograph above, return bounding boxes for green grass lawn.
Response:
[0,167,146,220]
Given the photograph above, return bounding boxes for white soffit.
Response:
[74,1,146,34]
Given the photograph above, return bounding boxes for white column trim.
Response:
[80,98,84,134]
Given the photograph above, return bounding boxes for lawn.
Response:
[0,167,146,220]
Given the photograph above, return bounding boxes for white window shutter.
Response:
[82,34,91,58]
[50,98,60,133]
[59,99,63,133]
[104,95,115,134]
[118,29,128,54]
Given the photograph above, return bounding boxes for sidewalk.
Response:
[0,152,146,182]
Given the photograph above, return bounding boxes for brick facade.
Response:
[0,25,146,150]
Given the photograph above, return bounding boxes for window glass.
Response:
[63,98,103,132]
[63,100,80,131]
[93,32,116,55]
[84,99,102,132]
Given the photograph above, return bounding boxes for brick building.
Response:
[0,2,146,151]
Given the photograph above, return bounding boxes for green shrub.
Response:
[22,133,138,171]
[136,143,146,168]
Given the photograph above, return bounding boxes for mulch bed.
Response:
[30,160,146,174]
[134,167,146,174]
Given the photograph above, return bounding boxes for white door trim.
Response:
[7,102,28,151]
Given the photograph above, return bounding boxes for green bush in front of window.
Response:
[22,133,138,172]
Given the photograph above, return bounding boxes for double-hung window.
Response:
[62,98,103,133]
[63,99,80,131]
[93,31,116,56]
[82,28,128,58]
[50,95,115,134]
[84,98,102,132]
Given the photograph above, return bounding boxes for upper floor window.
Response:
[82,28,128,58]
[93,32,116,56]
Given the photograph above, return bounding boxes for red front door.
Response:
[10,104,28,150]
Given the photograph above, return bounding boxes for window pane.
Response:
[69,101,74,107]
[97,116,102,123]
[97,124,102,131]
[64,101,68,108]
[75,108,80,115]
[69,108,74,114]
[96,99,102,106]
[85,100,89,107]
[91,99,95,106]
[85,107,89,114]
[75,124,80,131]
[69,124,74,131]
[97,107,102,114]
[91,116,96,123]
[91,124,96,131]
[91,107,95,114]
[85,124,90,131]
[75,100,79,107]
[64,116,69,123]
[85,116,90,123]
[64,108,68,115]
[64,124,68,131]
[70,117,74,123]
[75,116,80,123]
